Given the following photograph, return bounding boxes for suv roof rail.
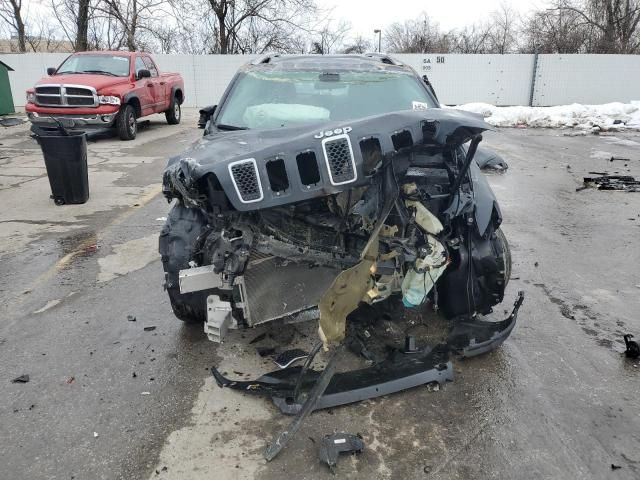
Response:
[363,53,403,66]
[251,54,281,65]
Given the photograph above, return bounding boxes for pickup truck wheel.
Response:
[116,104,137,140]
[165,96,181,125]
[159,203,209,324]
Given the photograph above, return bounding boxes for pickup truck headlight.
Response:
[98,95,121,105]
[26,92,35,103]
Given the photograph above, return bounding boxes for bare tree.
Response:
[0,0,26,51]
[450,23,492,53]
[341,35,371,54]
[203,0,319,54]
[51,0,95,51]
[24,12,67,52]
[309,19,349,54]
[487,2,518,53]
[551,0,640,53]
[94,0,168,51]
[385,13,451,53]
[520,6,590,53]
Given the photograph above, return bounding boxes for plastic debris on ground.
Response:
[318,433,364,473]
[624,335,640,359]
[581,174,640,192]
[11,374,30,383]
[273,349,308,368]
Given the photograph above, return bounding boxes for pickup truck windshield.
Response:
[216,70,437,129]
[56,55,130,77]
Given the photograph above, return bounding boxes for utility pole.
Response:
[374,29,382,52]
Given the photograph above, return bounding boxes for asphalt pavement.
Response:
[1,112,639,479]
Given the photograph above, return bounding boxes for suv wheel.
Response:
[159,203,210,323]
[116,104,137,140]
[165,96,181,125]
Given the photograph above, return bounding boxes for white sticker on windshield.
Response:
[412,101,430,111]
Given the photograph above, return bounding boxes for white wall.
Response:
[1,52,639,109]
[1,53,69,108]
[396,54,536,106]
[532,54,640,106]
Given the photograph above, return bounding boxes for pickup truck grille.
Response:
[35,85,97,108]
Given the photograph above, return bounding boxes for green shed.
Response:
[0,60,15,115]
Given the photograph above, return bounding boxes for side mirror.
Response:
[137,69,151,79]
[198,104,217,129]
[47,67,56,76]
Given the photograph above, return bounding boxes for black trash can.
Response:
[33,126,89,205]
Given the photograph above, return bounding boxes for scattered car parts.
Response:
[263,343,344,462]
[274,349,309,368]
[623,334,640,359]
[213,342,454,415]
[318,433,364,473]
[474,146,509,172]
[448,291,525,358]
[11,374,30,383]
[212,291,524,415]
[582,174,640,192]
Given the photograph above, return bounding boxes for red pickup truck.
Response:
[26,51,184,140]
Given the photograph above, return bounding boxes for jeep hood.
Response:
[163,109,492,212]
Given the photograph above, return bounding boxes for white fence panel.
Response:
[191,54,257,107]
[0,53,69,107]
[2,52,640,110]
[396,54,535,106]
[152,54,197,107]
[532,54,640,106]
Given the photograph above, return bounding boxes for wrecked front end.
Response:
[162,108,513,342]
[160,108,522,411]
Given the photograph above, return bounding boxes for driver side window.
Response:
[135,57,146,79]
[142,56,158,77]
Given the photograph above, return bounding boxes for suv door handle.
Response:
[160,81,166,85]
[146,82,153,87]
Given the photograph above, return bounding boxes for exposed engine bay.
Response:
[160,109,513,347]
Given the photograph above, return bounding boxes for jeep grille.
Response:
[229,159,263,203]
[323,135,356,185]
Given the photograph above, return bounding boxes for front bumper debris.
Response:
[211,291,525,414]
[212,344,453,415]
[448,290,525,357]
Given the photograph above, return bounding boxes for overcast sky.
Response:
[324,0,542,40]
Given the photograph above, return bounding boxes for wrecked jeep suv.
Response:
[159,54,516,353]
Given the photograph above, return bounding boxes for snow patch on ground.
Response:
[451,102,640,131]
